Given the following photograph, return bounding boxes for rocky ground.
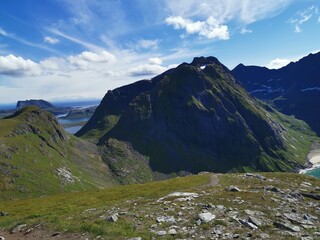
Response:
[0,173,319,239]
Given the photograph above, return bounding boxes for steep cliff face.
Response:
[78,57,316,174]
[232,52,320,135]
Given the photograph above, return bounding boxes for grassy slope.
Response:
[0,173,319,239]
[0,174,210,239]
[0,107,116,200]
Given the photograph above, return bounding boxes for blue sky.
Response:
[0,0,319,104]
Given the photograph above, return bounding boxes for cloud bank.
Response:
[165,0,292,39]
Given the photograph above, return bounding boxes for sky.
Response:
[0,0,320,104]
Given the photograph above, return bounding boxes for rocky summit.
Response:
[77,56,316,175]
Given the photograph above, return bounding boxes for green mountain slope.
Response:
[0,106,116,200]
[77,57,317,174]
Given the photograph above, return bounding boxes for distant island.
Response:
[0,99,98,134]
[16,99,71,115]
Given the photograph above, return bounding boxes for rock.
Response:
[212,225,225,235]
[198,212,215,223]
[260,233,270,239]
[248,216,262,227]
[156,216,175,224]
[301,237,313,240]
[128,238,142,240]
[157,192,199,202]
[51,232,61,236]
[301,182,312,187]
[233,234,240,238]
[168,229,177,235]
[56,167,74,184]
[239,218,258,230]
[245,173,267,180]
[24,228,34,235]
[283,213,313,225]
[156,230,166,236]
[300,192,320,200]
[266,186,280,192]
[273,221,300,232]
[107,213,118,222]
[0,211,8,216]
[226,186,241,192]
[10,224,27,234]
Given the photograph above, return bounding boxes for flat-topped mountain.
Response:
[16,99,71,115]
[77,56,316,174]
[232,52,320,135]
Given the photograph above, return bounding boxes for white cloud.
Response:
[128,64,167,77]
[68,51,116,69]
[165,16,229,40]
[290,5,319,33]
[0,28,8,36]
[48,28,106,52]
[136,39,159,50]
[0,27,61,55]
[266,58,291,69]
[44,36,60,44]
[165,0,291,39]
[149,57,162,65]
[240,27,252,34]
[166,0,292,23]
[0,54,41,76]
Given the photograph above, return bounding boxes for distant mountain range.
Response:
[232,52,320,135]
[77,56,316,175]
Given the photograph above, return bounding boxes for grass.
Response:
[0,107,116,200]
[0,171,319,239]
[0,174,210,238]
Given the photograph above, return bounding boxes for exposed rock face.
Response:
[78,56,313,174]
[232,52,320,135]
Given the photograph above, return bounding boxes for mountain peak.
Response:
[190,56,221,67]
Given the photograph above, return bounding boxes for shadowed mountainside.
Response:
[77,57,317,174]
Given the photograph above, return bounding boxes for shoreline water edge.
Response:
[299,144,320,176]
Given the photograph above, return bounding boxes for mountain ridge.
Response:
[232,52,320,135]
[77,56,317,174]
[0,106,117,199]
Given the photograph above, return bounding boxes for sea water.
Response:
[305,168,320,178]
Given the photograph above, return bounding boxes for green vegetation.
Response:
[0,174,210,238]
[0,107,116,200]
[0,172,318,239]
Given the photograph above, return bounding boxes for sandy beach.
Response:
[299,144,320,174]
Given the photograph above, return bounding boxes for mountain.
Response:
[232,52,320,135]
[0,106,117,199]
[77,56,316,174]
[16,99,71,115]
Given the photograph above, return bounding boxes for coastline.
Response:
[299,143,320,174]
